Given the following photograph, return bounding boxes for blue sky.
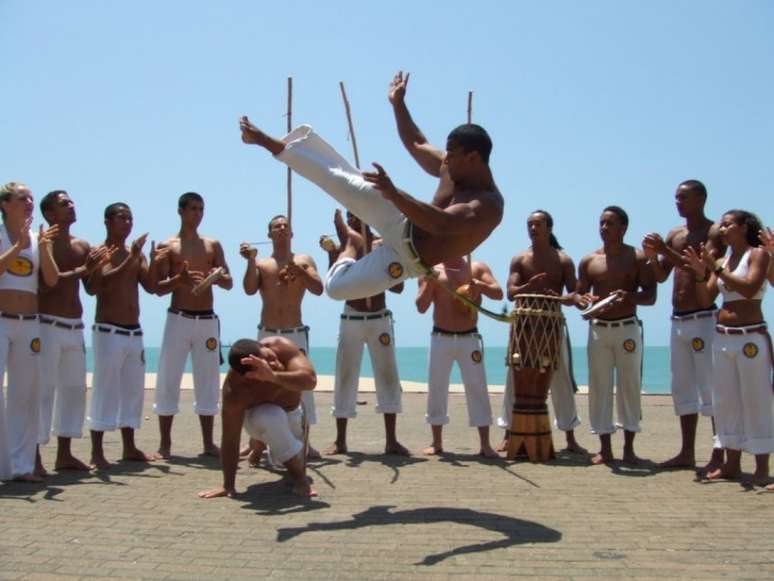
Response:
[2,1,772,347]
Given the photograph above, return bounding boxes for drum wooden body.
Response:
[506,294,564,461]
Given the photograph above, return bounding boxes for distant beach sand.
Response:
[91,373,593,394]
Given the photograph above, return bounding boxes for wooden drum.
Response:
[506,294,564,461]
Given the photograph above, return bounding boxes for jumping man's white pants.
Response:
[243,404,304,464]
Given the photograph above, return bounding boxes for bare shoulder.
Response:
[472,260,493,277]
[665,225,685,244]
[71,237,91,251]
[260,335,301,360]
[558,250,576,268]
[156,237,178,250]
[630,245,648,263]
[295,253,318,268]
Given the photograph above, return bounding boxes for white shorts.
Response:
[711,325,773,454]
[153,310,221,416]
[426,330,492,427]
[587,317,643,435]
[670,310,716,417]
[87,324,145,432]
[332,306,402,418]
[257,325,316,425]
[38,316,87,444]
[276,126,430,300]
[0,316,41,479]
[497,325,581,432]
[243,404,304,464]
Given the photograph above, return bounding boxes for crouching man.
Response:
[198,337,317,498]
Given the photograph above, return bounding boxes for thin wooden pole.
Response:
[466,90,473,270]
[286,77,293,230]
[339,81,371,308]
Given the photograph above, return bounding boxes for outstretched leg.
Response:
[240,117,285,155]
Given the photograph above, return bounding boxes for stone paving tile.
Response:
[1,391,772,579]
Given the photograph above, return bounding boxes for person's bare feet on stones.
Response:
[325,441,347,455]
[659,451,695,469]
[385,441,410,456]
[423,444,443,455]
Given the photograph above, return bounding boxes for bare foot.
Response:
[55,455,92,472]
[325,442,347,455]
[697,458,723,477]
[562,442,589,455]
[385,441,410,456]
[496,439,509,453]
[291,478,318,497]
[622,450,644,466]
[766,483,774,492]
[751,469,771,487]
[479,445,500,459]
[203,443,220,457]
[13,472,45,483]
[659,452,695,469]
[306,445,321,460]
[152,446,171,460]
[591,451,614,465]
[422,445,443,455]
[122,448,153,463]
[34,463,48,479]
[707,465,742,481]
[239,444,251,457]
[90,456,111,470]
[246,448,263,467]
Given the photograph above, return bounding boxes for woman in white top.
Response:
[686,209,771,485]
[0,182,59,481]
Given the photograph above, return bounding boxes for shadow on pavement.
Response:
[276,505,561,565]
[238,479,331,515]
[338,451,429,484]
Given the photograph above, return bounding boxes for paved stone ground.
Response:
[1,391,772,580]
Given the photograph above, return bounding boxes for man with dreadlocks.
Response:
[496,210,588,455]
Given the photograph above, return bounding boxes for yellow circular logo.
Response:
[388,262,404,279]
[743,342,758,359]
[379,332,391,346]
[623,339,637,353]
[30,338,41,353]
[205,337,218,351]
[8,257,33,277]
[691,337,705,352]
[471,350,482,363]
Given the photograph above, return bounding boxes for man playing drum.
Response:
[576,206,656,465]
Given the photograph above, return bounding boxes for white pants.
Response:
[426,331,492,427]
[154,311,221,416]
[276,126,429,300]
[587,317,643,435]
[38,316,86,444]
[0,317,41,479]
[87,325,145,432]
[497,327,581,432]
[243,404,304,464]
[670,311,716,417]
[257,325,316,425]
[711,327,773,454]
[332,307,402,418]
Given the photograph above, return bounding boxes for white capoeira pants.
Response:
[670,310,716,417]
[257,325,316,425]
[87,325,145,432]
[711,325,773,454]
[332,306,402,418]
[587,316,643,435]
[0,316,41,479]
[38,316,86,445]
[243,404,304,464]
[426,330,492,427]
[154,310,221,416]
[275,126,431,300]
[497,326,581,432]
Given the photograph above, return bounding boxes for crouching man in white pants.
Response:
[198,337,317,499]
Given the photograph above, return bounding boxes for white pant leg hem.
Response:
[192,406,219,416]
[674,401,702,417]
[88,420,118,432]
[716,434,745,450]
[373,404,402,415]
[616,422,641,433]
[153,404,180,416]
[555,416,581,432]
[699,402,713,417]
[117,420,142,431]
[743,437,774,455]
[590,426,617,436]
[469,416,493,428]
[496,417,509,429]
[331,408,357,419]
[52,429,83,440]
[425,414,450,426]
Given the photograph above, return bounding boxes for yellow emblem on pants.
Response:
[471,350,482,363]
[379,332,391,346]
[743,342,758,359]
[9,257,33,277]
[388,262,404,279]
[30,337,41,353]
[205,337,218,351]
[623,339,637,353]
[691,337,705,352]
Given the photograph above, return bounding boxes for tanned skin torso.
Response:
[579,245,650,320]
[159,237,228,311]
[39,236,90,318]
[256,253,318,328]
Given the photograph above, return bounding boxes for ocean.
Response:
[86,346,672,394]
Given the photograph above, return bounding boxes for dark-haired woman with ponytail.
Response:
[685,209,771,485]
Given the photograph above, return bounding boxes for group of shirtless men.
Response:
[1,72,771,498]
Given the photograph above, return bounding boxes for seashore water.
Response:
[86,346,672,394]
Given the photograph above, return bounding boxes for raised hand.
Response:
[319,235,337,253]
[149,241,170,265]
[130,233,149,258]
[362,163,398,199]
[524,272,549,292]
[241,354,275,382]
[239,242,257,261]
[642,233,667,256]
[16,217,33,248]
[38,223,59,250]
[759,227,774,254]
[682,245,706,277]
[388,71,410,105]
[573,292,598,309]
[85,245,116,272]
